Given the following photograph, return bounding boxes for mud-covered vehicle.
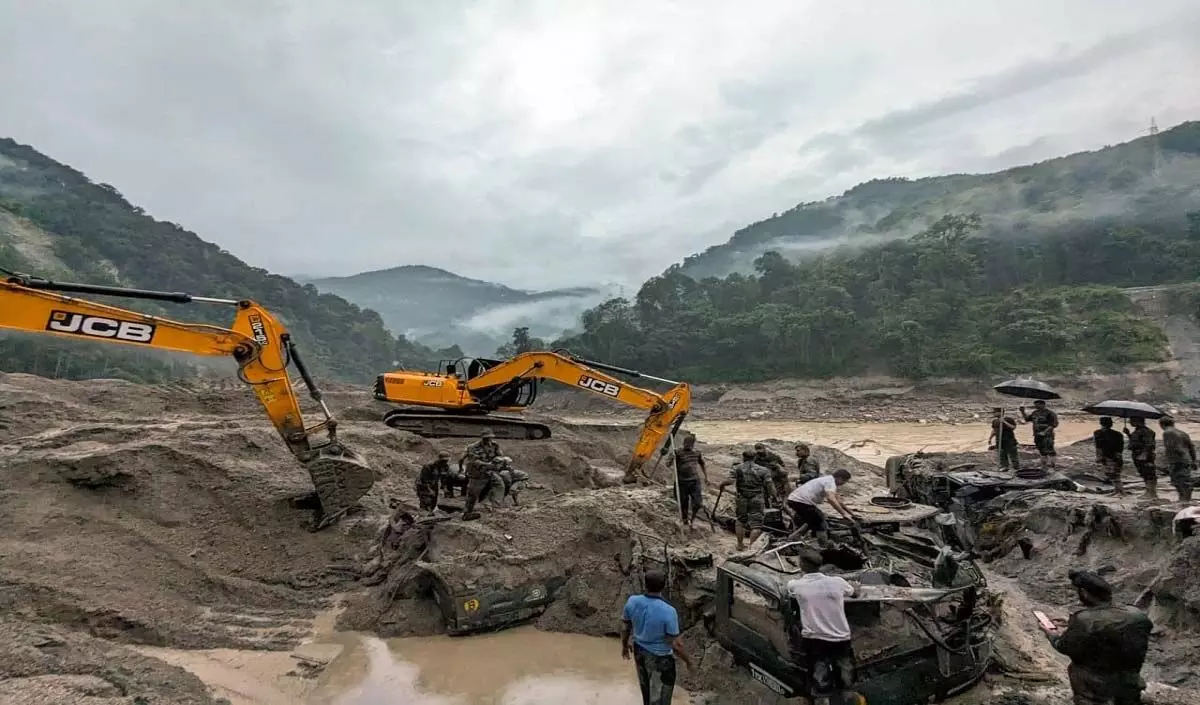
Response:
[887,452,1076,509]
[714,515,995,704]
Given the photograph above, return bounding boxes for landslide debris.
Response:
[890,443,1200,702]
[0,618,218,705]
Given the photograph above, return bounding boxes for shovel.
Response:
[708,485,725,530]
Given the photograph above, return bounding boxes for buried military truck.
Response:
[713,517,996,705]
[350,485,997,704]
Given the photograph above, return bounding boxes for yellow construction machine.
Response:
[373,350,691,482]
[0,268,373,529]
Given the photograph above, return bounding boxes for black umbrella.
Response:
[993,378,1062,401]
[1082,400,1165,420]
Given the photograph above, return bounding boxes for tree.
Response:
[494,327,546,358]
[554,212,1173,382]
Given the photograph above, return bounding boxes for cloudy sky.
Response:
[2,1,1199,290]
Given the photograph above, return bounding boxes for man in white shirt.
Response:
[787,552,859,705]
[786,469,857,545]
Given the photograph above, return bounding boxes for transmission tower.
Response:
[1149,117,1164,177]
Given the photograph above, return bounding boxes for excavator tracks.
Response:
[382,408,552,440]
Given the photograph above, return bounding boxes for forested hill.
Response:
[681,120,1200,279]
[0,138,446,383]
[555,122,1200,384]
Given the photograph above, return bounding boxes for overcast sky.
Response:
[2,1,1199,291]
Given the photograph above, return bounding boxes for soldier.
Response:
[718,450,776,551]
[1021,400,1060,470]
[460,428,502,520]
[493,457,531,506]
[795,443,821,485]
[1125,417,1157,500]
[1038,569,1152,705]
[441,464,468,499]
[415,451,451,513]
[1092,417,1125,495]
[673,434,708,527]
[1159,417,1195,503]
[988,407,1020,470]
[754,442,788,507]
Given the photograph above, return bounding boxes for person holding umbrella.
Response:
[1083,401,1166,501]
[993,379,1061,473]
[1020,400,1060,471]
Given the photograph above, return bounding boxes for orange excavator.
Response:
[373,350,691,482]
[0,268,373,529]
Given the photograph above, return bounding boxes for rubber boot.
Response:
[1142,481,1158,501]
[1112,477,1126,496]
[1179,486,1193,503]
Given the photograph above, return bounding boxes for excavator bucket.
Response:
[303,445,375,529]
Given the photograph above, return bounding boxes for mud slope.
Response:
[0,372,644,701]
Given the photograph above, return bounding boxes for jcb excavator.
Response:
[0,268,373,529]
[373,351,690,482]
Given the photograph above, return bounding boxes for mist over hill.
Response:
[681,120,1200,279]
[305,265,613,356]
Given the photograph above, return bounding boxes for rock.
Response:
[588,461,626,488]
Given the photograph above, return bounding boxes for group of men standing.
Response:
[1092,416,1195,501]
[988,399,1061,471]
[673,436,855,552]
[413,428,530,520]
[990,399,1196,502]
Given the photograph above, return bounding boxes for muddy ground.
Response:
[1,371,1198,704]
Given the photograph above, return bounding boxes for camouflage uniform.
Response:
[796,456,821,486]
[415,455,450,512]
[992,415,1020,470]
[674,447,706,523]
[728,460,773,530]
[1049,604,1152,705]
[755,447,788,506]
[1024,407,1059,457]
[1092,427,1124,484]
[1126,425,1157,484]
[461,435,501,517]
[1162,426,1196,500]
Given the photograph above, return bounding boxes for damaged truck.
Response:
[713,505,996,705]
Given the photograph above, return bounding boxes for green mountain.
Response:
[557,122,1200,383]
[307,265,607,356]
[682,120,1200,279]
[0,138,442,383]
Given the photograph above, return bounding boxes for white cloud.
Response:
[1,0,1198,290]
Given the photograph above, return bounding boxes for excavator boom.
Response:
[0,270,373,528]
[376,350,690,482]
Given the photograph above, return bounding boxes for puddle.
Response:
[313,627,691,704]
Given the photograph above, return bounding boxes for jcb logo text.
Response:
[46,311,156,344]
[578,375,620,397]
[248,314,270,347]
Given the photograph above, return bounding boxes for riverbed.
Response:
[137,416,1194,704]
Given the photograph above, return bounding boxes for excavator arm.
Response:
[0,270,373,527]
[463,351,691,482]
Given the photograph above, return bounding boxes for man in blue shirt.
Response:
[621,570,694,705]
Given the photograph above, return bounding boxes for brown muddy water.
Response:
[144,627,691,704]
[314,627,691,704]
[566,417,1107,466]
